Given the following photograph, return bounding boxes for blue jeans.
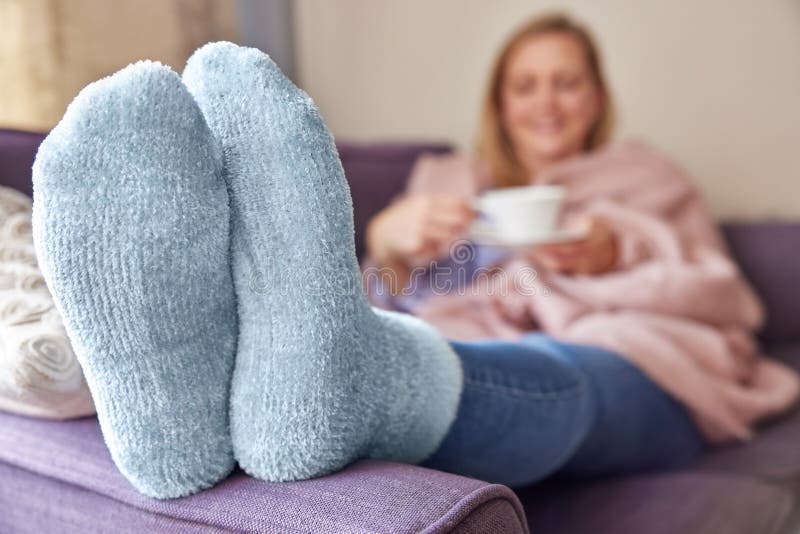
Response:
[421,333,706,488]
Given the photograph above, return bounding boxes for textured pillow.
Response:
[0,186,94,419]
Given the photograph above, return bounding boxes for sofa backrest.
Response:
[0,129,38,197]
[1,128,797,346]
[721,224,800,347]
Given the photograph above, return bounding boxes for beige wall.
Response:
[0,0,237,131]
[294,0,800,219]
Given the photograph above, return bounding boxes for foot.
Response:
[32,62,238,498]
[183,42,463,482]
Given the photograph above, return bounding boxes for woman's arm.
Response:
[365,194,475,288]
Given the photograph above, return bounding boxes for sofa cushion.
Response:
[517,471,792,534]
[0,410,528,534]
[517,343,800,534]
[0,186,95,420]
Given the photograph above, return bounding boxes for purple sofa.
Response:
[1,128,799,534]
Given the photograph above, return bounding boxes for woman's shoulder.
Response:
[602,139,691,177]
[406,151,490,195]
[589,138,662,163]
[576,138,696,189]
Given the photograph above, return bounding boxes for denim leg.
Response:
[421,338,596,487]
[422,334,707,488]
[516,334,707,478]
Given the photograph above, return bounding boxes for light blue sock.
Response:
[32,62,237,499]
[183,42,463,482]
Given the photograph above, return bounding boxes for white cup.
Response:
[474,185,566,244]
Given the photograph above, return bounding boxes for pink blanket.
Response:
[383,141,800,443]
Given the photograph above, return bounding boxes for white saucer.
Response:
[467,225,587,248]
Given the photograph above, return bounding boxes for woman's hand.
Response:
[528,216,618,276]
[366,194,476,267]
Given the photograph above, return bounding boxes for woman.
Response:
[30,24,798,500]
[365,13,800,471]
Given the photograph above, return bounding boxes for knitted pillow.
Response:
[0,186,94,419]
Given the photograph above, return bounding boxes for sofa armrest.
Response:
[0,410,528,533]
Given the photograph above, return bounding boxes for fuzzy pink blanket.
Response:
[383,141,800,443]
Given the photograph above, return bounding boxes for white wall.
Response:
[294,0,800,219]
[0,0,237,131]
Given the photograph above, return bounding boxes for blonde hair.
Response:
[475,13,615,188]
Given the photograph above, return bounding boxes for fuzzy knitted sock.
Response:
[183,42,463,482]
[32,62,237,499]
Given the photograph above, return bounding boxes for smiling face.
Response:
[500,31,604,176]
